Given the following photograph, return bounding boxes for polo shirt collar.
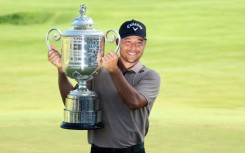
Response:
[127,61,144,73]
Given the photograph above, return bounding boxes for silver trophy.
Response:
[46,4,121,130]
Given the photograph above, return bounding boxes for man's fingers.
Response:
[50,45,56,51]
[48,50,60,58]
[48,50,61,65]
[102,52,117,62]
[50,56,59,63]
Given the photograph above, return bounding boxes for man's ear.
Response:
[116,38,119,45]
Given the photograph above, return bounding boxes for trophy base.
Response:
[60,122,104,130]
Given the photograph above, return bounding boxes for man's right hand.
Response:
[48,47,63,71]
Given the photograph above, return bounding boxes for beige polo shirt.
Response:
[88,61,161,148]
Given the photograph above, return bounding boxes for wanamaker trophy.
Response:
[46,4,121,130]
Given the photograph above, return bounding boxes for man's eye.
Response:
[137,42,143,45]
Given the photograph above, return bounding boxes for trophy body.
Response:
[46,4,121,130]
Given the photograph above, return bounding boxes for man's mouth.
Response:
[128,52,137,56]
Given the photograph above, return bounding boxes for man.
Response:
[48,19,161,153]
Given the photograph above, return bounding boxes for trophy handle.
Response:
[46,28,62,50]
[105,30,121,53]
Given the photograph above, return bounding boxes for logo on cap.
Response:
[127,22,143,31]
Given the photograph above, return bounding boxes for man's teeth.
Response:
[128,52,136,55]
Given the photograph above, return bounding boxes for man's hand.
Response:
[48,47,62,71]
[101,51,119,73]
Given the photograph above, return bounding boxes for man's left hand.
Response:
[101,51,118,73]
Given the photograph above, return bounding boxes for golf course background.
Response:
[0,0,244,152]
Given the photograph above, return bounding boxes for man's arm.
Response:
[109,67,148,109]
[57,69,74,105]
[48,49,74,105]
[101,52,147,109]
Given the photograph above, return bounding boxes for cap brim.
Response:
[121,34,147,40]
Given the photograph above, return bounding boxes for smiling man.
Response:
[48,19,161,153]
[89,19,161,153]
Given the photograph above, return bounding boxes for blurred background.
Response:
[0,0,244,152]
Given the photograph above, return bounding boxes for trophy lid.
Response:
[63,4,104,36]
[71,4,95,29]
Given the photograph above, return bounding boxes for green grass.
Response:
[0,0,245,152]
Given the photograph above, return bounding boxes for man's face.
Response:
[119,36,146,64]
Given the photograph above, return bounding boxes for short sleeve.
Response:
[134,69,161,111]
